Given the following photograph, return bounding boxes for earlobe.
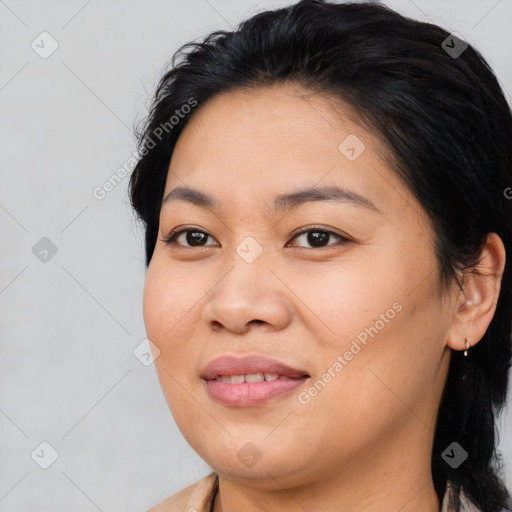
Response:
[463,336,471,356]
[446,232,506,353]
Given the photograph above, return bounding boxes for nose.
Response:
[201,256,292,335]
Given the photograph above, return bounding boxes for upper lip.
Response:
[201,355,310,380]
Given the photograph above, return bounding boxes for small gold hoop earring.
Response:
[464,337,471,357]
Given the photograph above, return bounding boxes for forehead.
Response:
[164,83,411,218]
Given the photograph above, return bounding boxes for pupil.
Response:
[187,231,206,246]
[308,231,328,247]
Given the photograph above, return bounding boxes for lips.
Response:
[201,354,310,381]
[201,354,311,406]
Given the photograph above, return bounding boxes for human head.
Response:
[129,2,512,510]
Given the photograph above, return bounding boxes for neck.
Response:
[213,471,441,512]
[212,429,442,512]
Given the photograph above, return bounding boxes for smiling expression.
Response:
[142,82,454,487]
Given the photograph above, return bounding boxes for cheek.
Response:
[143,272,172,350]
[142,264,208,430]
[142,262,202,399]
[287,257,397,350]
[142,259,203,344]
[292,257,435,414]
[306,286,442,443]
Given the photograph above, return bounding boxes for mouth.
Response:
[201,354,311,406]
[211,372,306,383]
[201,354,310,380]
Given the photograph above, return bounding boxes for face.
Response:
[143,83,455,488]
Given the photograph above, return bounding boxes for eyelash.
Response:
[159,225,351,250]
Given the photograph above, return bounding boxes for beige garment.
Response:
[147,472,455,512]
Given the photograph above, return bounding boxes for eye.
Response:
[160,226,351,249]
[160,227,217,248]
[287,226,350,249]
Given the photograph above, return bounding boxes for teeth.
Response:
[214,372,287,383]
[245,373,265,382]
[215,375,233,383]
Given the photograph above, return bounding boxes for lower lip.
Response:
[205,377,309,406]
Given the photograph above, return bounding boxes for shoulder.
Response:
[147,472,218,512]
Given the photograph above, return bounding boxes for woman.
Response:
[128,1,512,511]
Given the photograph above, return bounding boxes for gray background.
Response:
[1,0,511,510]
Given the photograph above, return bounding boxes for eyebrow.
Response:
[161,185,381,213]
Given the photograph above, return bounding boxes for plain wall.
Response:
[1,0,511,510]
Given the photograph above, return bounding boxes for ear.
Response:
[446,232,506,353]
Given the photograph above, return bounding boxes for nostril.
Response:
[210,320,223,331]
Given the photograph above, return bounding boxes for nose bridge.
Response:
[219,234,272,300]
[202,236,291,332]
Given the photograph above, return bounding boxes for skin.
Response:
[143,83,506,512]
